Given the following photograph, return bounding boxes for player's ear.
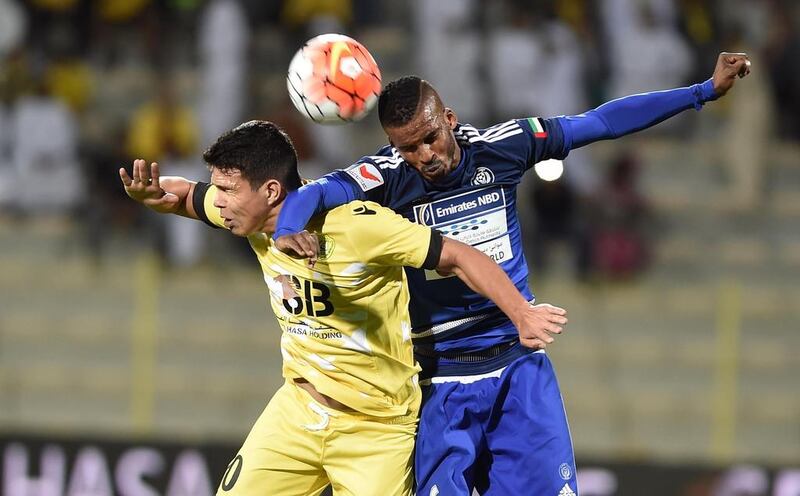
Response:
[262,179,283,206]
[444,108,457,129]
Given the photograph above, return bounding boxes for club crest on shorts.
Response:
[471,166,495,186]
[559,462,573,480]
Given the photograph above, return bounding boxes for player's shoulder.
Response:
[336,200,396,220]
[455,119,528,147]
[319,201,409,245]
[341,146,410,193]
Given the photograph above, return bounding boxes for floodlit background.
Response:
[0,0,798,494]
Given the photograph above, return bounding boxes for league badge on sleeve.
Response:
[346,163,384,192]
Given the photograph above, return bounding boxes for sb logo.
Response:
[279,275,334,317]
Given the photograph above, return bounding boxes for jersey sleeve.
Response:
[515,117,571,169]
[192,182,226,229]
[336,145,423,210]
[345,202,442,269]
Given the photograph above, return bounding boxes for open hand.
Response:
[712,52,751,98]
[515,303,568,350]
[119,159,181,214]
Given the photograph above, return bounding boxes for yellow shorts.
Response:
[216,380,419,496]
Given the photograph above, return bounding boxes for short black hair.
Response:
[202,120,302,191]
[378,75,423,128]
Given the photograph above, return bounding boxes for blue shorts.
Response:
[415,349,578,496]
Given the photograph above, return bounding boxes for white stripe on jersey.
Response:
[475,128,524,143]
[367,120,525,170]
[368,150,403,169]
[481,120,518,140]
[456,124,480,138]
[412,313,491,338]
[456,120,523,144]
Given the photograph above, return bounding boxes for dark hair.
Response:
[202,120,302,191]
[378,75,423,128]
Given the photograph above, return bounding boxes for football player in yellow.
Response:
[119,120,567,496]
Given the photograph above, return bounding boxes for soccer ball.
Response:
[287,34,382,124]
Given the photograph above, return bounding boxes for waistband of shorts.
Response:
[414,339,518,361]
[415,339,536,381]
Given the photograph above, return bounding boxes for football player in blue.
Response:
[274,52,751,495]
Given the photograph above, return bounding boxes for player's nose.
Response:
[419,145,435,165]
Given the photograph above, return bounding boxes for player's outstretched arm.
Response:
[119,159,199,219]
[560,52,751,150]
[436,237,567,349]
[275,175,360,237]
[274,173,361,261]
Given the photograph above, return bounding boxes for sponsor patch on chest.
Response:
[413,187,513,278]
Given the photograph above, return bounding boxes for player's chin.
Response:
[423,168,448,183]
[228,224,249,237]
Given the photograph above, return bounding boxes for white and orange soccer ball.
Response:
[286,34,382,124]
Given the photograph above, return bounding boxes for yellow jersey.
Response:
[196,184,440,417]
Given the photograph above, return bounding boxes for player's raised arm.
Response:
[274,170,362,258]
[119,159,200,219]
[556,52,751,150]
[436,237,567,349]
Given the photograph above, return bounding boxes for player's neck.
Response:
[260,198,285,235]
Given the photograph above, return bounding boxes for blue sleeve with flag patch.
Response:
[518,117,571,167]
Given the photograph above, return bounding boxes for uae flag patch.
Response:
[527,117,548,138]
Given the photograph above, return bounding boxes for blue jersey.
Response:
[329,117,569,353]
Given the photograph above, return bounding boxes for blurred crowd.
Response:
[0,0,796,277]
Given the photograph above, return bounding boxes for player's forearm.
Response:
[438,239,530,327]
[273,173,358,238]
[159,176,199,219]
[560,80,718,149]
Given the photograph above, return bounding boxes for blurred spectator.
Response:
[127,74,204,267]
[677,0,721,85]
[0,0,26,59]
[412,0,487,124]
[11,76,83,214]
[490,1,601,197]
[529,174,593,280]
[44,26,94,113]
[97,0,151,23]
[590,152,652,279]
[718,27,773,210]
[198,0,249,147]
[764,2,800,140]
[282,0,352,34]
[602,0,694,99]
[126,75,198,161]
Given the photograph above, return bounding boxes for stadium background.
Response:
[0,0,798,494]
